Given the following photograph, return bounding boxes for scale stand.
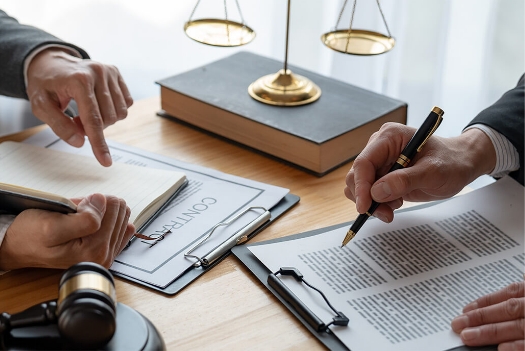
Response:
[248,0,321,106]
[184,0,395,106]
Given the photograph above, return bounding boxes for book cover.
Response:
[0,182,77,215]
[157,51,407,176]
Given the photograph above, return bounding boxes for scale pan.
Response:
[321,29,395,55]
[184,18,255,47]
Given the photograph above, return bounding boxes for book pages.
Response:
[0,141,186,228]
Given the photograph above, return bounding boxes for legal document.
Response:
[26,129,289,288]
[249,176,524,351]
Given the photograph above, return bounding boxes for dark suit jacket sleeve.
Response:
[466,74,525,186]
[0,10,89,99]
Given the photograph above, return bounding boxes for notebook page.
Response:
[0,141,186,226]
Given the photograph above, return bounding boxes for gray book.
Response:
[157,51,407,176]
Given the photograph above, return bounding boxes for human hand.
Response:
[451,281,524,350]
[0,193,135,270]
[26,49,133,167]
[344,122,497,222]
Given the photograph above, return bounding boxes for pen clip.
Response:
[416,107,444,152]
[184,206,271,267]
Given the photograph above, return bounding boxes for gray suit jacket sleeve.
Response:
[0,9,89,99]
[466,74,525,186]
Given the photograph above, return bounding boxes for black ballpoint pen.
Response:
[341,106,444,247]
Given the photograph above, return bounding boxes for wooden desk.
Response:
[0,97,358,350]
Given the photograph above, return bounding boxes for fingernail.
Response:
[102,152,113,166]
[451,315,469,331]
[67,134,84,147]
[88,194,106,214]
[461,327,480,341]
[371,182,391,201]
[392,198,403,209]
[374,213,388,223]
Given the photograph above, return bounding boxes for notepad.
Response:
[0,141,187,230]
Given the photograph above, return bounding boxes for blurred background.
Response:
[0,0,523,185]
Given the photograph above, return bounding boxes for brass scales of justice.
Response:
[184,0,395,107]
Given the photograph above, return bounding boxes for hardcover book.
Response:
[157,51,407,176]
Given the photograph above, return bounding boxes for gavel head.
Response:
[57,262,117,348]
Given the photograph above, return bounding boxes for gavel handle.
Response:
[0,301,57,333]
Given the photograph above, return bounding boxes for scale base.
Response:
[248,69,321,106]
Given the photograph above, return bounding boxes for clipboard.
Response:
[232,222,350,351]
[112,193,299,295]
[232,205,497,351]
[17,127,299,297]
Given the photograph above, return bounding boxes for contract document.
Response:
[25,129,289,288]
[249,176,524,351]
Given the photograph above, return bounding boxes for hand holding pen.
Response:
[342,107,444,247]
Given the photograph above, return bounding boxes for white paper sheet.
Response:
[249,176,524,351]
[25,129,289,288]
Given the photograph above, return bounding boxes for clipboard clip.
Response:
[268,267,349,333]
[185,206,271,268]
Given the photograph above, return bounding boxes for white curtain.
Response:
[296,0,524,136]
[0,0,523,138]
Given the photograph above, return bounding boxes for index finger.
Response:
[452,298,525,333]
[464,281,525,312]
[351,127,405,212]
[70,83,112,167]
[350,156,375,213]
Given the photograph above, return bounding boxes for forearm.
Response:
[465,74,524,185]
[23,44,83,90]
[0,10,88,99]
[464,124,520,179]
[455,128,497,183]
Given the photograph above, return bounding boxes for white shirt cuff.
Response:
[463,124,520,178]
[0,214,15,276]
[23,44,83,90]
